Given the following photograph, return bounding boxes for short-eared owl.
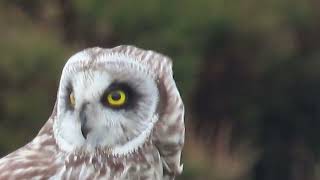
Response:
[0,45,185,180]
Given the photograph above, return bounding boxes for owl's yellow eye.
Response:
[70,92,76,106]
[107,90,126,107]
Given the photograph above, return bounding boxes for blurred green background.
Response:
[1,0,320,179]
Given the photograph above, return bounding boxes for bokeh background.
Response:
[1,1,320,180]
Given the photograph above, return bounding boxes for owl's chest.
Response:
[51,146,163,180]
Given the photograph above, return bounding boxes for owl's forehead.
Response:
[71,70,112,91]
[60,55,158,98]
[63,52,158,80]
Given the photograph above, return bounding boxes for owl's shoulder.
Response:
[0,131,62,179]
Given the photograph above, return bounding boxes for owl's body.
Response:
[0,121,163,180]
[0,46,184,180]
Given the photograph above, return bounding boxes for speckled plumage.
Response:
[0,45,185,180]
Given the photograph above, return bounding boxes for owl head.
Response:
[53,46,184,157]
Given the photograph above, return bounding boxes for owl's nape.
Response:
[0,45,185,180]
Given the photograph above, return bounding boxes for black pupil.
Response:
[111,91,122,100]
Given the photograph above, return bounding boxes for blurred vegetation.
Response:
[1,0,320,180]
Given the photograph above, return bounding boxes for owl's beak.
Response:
[81,119,90,139]
[79,103,90,139]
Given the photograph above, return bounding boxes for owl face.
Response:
[53,49,159,155]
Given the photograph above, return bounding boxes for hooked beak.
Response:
[79,103,90,139]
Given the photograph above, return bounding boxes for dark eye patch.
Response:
[65,83,75,111]
[101,82,139,110]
